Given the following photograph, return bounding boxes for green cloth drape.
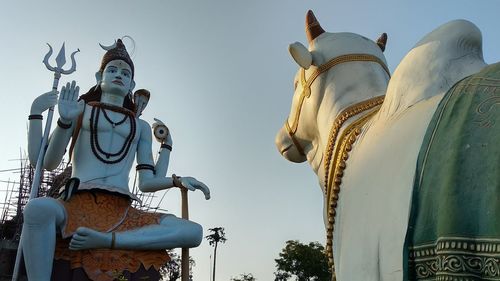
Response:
[405,63,500,281]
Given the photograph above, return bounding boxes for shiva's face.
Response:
[99,59,134,96]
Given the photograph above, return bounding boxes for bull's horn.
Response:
[289,42,312,69]
[376,33,388,52]
[306,10,325,43]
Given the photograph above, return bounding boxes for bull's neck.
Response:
[308,64,389,188]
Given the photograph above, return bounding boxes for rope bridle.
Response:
[284,53,390,155]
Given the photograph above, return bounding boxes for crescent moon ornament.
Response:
[99,40,117,51]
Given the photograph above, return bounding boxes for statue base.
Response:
[52,259,160,281]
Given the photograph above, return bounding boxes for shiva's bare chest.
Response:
[80,104,138,141]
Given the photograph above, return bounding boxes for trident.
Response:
[12,43,79,281]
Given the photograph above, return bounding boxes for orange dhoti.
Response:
[54,190,170,281]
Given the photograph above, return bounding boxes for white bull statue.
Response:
[275,10,498,281]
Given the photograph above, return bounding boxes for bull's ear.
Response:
[289,42,312,69]
[376,33,388,52]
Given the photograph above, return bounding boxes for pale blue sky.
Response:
[0,1,499,280]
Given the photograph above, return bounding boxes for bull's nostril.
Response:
[280,144,293,154]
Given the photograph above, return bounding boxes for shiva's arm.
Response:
[136,119,210,199]
[44,81,83,170]
[28,90,58,166]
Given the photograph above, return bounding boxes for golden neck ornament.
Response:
[322,96,384,272]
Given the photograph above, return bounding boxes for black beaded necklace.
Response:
[102,108,128,127]
[89,103,136,164]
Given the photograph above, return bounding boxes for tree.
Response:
[160,251,196,281]
[205,227,227,281]
[231,273,256,281]
[274,271,292,281]
[160,251,180,281]
[164,258,181,281]
[274,240,331,281]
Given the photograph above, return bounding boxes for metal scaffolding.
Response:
[0,154,169,280]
